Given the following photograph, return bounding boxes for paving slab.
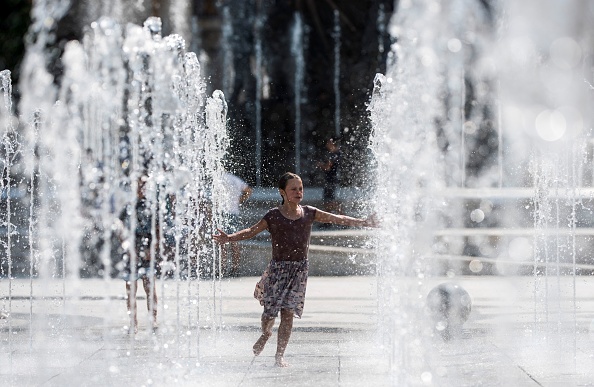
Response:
[1,275,593,386]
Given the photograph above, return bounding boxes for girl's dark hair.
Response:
[278,172,301,204]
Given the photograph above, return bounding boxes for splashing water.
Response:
[2,7,228,372]
[369,0,594,384]
[2,0,594,385]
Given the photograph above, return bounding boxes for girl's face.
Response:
[281,178,303,205]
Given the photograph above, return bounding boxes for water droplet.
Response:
[421,371,433,384]
[447,38,462,53]
[550,37,582,69]
[470,209,485,223]
[535,109,566,141]
[469,259,483,273]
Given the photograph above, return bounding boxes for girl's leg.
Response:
[275,309,294,367]
[253,314,275,355]
[125,280,138,333]
[142,276,158,331]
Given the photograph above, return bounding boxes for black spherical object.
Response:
[427,282,472,340]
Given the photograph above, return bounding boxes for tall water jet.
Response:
[0,70,20,371]
[3,3,228,372]
[370,0,594,384]
[220,4,235,98]
[253,2,264,186]
[291,12,304,174]
[495,0,593,370]
[368,2,448,378]
[333,9,341,138]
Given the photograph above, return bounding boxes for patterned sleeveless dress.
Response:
[254,205,317,318]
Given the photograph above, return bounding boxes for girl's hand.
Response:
[363,213,380,228]
[213,228,229,244]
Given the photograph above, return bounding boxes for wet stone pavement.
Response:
[1,276,594,386]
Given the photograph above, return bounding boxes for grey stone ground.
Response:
[1,275,594,386]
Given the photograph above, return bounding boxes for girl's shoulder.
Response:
[263,207,281,218]
[302,205,319,217]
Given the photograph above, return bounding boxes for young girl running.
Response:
[213,172,377,367]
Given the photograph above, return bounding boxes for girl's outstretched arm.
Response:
[314,209,379,228]
[213,219,268,244]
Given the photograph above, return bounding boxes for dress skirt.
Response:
[254,259,309,318]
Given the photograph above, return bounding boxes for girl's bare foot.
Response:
[275,354,289,367]
[252,333,271,356]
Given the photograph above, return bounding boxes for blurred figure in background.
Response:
[317,137,342,219]
[116,175,159,334]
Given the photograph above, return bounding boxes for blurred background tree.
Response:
[0,0,32,102]
[1,0,394,187]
